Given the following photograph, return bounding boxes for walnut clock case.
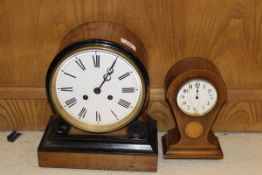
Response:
[38,22,158,171]
[162,58,228,159]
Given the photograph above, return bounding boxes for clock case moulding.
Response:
[162,57,228,159]
[38,21,158,172]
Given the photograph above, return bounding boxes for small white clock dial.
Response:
[176,79,218,117]
[50,47,146,132]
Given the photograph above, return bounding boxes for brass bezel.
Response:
[176,78,218,117]
[49,45,146,133]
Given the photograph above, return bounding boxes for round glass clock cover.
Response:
[49,43,147,132]
[176,79,218,117]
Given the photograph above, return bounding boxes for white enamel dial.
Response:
[50,47,146,132]
[176,79,218,117]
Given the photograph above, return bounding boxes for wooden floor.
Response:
[0,132,262,175]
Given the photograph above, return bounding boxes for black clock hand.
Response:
[195,83,199,99]
[98,67,114,89]
[99,57,118,87]
[196,90,199,99]
[94,57,118,94]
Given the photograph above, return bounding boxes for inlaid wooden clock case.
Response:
[162,58,228,159]
[37,22,158,171]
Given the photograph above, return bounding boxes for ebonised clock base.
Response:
[38,116,158,171]
[162,128,223,159]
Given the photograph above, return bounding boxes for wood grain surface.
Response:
[1,87,262,131]
[38,151,157,171]
[0,98,52,130]
[0,0,262,131]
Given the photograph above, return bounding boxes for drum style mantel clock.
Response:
[162,57,228,159]
[38,21,158,171]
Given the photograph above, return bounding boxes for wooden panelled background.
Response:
[1,0,262,131]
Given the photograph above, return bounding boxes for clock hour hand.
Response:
[94,57,118,94]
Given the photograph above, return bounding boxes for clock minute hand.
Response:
[94,58,118,94]
[100,57,118,87]
[98,67,114,89]
[108,57,118,73]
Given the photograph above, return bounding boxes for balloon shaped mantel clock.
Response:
[38,22,158,171]
[162,58,228,159]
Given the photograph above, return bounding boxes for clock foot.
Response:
[162,129,223,159]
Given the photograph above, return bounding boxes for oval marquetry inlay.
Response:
[185,122,204,138]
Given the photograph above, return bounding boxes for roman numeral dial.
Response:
[92,54,100,68]
[122,87,135,93]
[78,107,87,118]
[119,72,131,80]
[75,57,86,70]
[51,47,145,132]
[58,87,73,92]
[118,99,132,109]
[96,111,101,124]
[64,97,77,108]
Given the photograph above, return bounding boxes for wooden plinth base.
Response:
[162,129,223,159]
[38,116,158,171]
[38,151,157,171]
